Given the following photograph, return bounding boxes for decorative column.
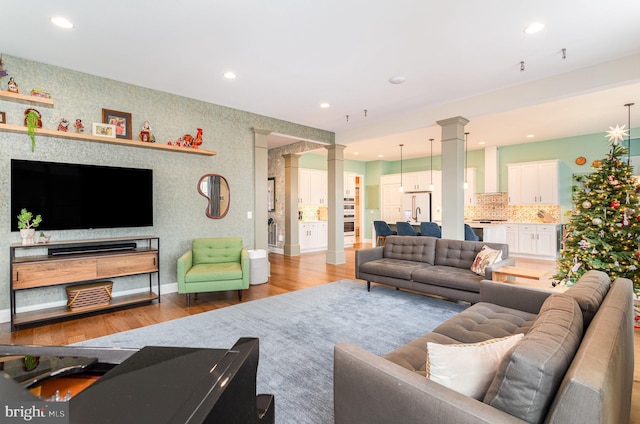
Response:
[325,144,346,264]
[436,116,469,240]
[253,128,271,251]
[283,153,301,256]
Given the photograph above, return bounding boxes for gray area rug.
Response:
[73,280,467,423]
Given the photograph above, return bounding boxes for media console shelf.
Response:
[9,236,160,331]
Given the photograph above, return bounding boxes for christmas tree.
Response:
[554,124,640,292]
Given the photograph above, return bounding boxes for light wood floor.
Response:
[0,245,637,423]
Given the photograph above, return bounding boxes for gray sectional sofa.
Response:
[356,235,515,303]
[334,270,634,424]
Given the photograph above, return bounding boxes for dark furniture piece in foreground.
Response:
[0,338,273,424]
[335,271,634,424]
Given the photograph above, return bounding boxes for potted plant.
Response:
[17,208,42,245]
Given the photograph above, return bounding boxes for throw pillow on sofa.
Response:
[425,333,524,399]
[470,245,502,276]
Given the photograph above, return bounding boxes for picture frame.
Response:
[267,177,275,212]
[0,111,5,124]
[101,108,132,139]
[92,122,117,138]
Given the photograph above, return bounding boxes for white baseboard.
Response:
[0,283,180,324]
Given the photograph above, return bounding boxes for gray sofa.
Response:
[356,236,515,303]
[334,270,634,424]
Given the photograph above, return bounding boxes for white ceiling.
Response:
[2,0,640,161]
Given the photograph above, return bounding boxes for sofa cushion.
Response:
[563,270,611,327]
[470,245,502,276]
[484,294,583,424]
[384,302,536,374]
[359,258,430,280]
[382,236,436,265]
[434,239,507,269]
[411,266,483,292]
[426,333,524,399]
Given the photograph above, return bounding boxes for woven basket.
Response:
[66,281,113,311]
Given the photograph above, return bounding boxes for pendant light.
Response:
[625,103,634,164]
[428,138,434,191]
[463,133,469,190]
[399,144,404,192]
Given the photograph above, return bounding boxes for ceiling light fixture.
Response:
[223,71,237,79]
[320,102,330,108]
[523,22,545,34]
[526,134,535,138]
[389,76,406,85]
[399,144,404,192]
[561,48,567,60]
[478,141,486,145]
[520,61,525,72]
[50,16,74,29]
[429,138,435,191]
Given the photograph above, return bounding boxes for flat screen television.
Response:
[11,159,153,231]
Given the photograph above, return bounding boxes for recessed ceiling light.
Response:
[378,154,384,158]
[478,141,486,145]
[320,102,330,108]
[389,76,406,85]
[353,152,359,155]
[526,134,535,138]
[223,71,237,79]
[523,22,545,34]
[50,16,74,29]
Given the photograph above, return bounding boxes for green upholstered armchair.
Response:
[177,237,250,305]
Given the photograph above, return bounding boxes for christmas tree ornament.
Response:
[610,200,620,209]
[582,200,592,209]
[592,218,602,225]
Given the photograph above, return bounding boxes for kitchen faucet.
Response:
[413,206,421,221]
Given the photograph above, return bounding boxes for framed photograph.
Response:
[102,108,132,139]
[0,111,5,124]
[92,122,117,138]
[267,177,275,212]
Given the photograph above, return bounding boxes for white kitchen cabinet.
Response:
[430,171,442,222]
[464,168,477,206]
[403,171,431,192]
[508,223,561,259]
[299,169,327,206]
[508,160,559,205]
[344,172,357,198]
[381,174,404,222]
[299,221,328,252]
[481,224,507,243]
[505,224,519,253]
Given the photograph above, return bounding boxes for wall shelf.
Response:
[0,90,55,107]
[0,123,217,156]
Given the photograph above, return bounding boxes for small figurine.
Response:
[0,55,8,78]
[193,128,203,149]
[74,119,84,133]
[57,118,69,132]
[7,76,18,93]
[139,120,156,143]
[182,134,193,148]
[23,108,42,128]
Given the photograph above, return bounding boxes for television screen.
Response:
[11,160,153,231]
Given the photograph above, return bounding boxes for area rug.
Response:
[73,280,467,424]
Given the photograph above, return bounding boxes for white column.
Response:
[436,116,469,240]
[253,128,271,251]
[325,145,346,264]
[283,153,301,256]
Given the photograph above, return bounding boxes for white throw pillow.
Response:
[470,245,502,276]
[425,333,524,399]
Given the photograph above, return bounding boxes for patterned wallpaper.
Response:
[465,193,561,223]
[0,54,333,313]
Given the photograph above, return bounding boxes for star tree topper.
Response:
[606,124,628,145]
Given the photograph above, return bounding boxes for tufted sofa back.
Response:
[382,236,437,264]
[434,239,508,269]
[192,237,243,265]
